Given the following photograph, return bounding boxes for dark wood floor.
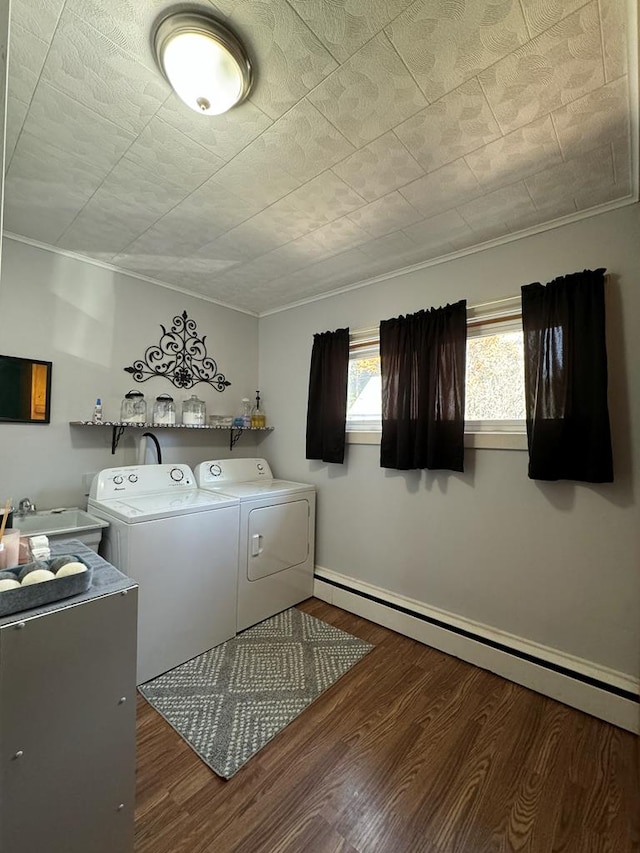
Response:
[134,599,640,853]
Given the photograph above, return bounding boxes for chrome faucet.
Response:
[17,497,37,516]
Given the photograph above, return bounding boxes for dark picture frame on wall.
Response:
[0,354,52,424]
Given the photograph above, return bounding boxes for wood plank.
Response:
[134,600,640,853]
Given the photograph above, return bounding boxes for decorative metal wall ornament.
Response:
[124,310,231,391]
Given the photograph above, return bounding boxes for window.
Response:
[346,298,527,449]
[465,298,525,434]
[346,330,381,434]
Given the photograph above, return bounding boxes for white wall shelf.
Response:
[69,421,274,453]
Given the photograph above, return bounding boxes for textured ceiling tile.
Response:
[305,216,371,255]
[123,117,223,192]
[447,219,512,251]
[307,32,428,147]
[3,178,94,244]
[612,136,631,193]
[181,178,266,233]
[5,96,29,166]
[168,256,239,276]
[65,0,226,72]
[386,0,528,102]
[58,196,160,256]
[525,145,615,210]
[99,158,189,209]
[286,0,413,62]
[256,100,355,182]
[599,0,628,81]
[399,158,482,220]
[478,2,604,135]
[193,218,296,263]
[210,153,300,208]
[464,115,562,192]
[457,182,538,232]
[552,77,629,160]
[110,251,192,277]
[404,209,472,252]
[157,94,273,163]
[58,159,193,255]
[11,0,66,42]
[117,208,225,262]
[8,21,48,105]
[7,131,109,200]
[271,171,365,231]
[227,0,338,119]
[358,230,422,262]
[519,0,586,37]
[23,82,136,172]
[331,131,424,202]
[347,191,422,238]
[394,78,501,174]
[5,134,109,242]
[41,11,169,135]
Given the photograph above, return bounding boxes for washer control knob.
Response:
[257,463,264,472]
[113,475,124,485]
[170,467,184,482]
[128,474,138,483]
[209,464,222,478]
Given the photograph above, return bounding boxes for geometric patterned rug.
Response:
[138,607,374,778]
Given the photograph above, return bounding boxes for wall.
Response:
[258,204,640,681]
[0,237,260,508]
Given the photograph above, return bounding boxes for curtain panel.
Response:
[305,327,349,464]
[380,300,467,471]
[521,268,613,483]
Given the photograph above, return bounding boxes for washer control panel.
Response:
[90,464,195,499]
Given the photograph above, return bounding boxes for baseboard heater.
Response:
[314,570,639,733]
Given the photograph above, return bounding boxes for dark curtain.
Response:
[305,327,350,464]
[380,301,467,471]
[521,268,613,483]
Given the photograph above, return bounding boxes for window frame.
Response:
[345,297,527,450]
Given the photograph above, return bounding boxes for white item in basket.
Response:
[21,569,55,585]
[0,578,21,591]
[56,562,87,577]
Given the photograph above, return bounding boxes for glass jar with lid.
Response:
[152,393,176,425]
[120,390,147,423]
[182,394,206,426]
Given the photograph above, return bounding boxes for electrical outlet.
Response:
[82,472,97,494]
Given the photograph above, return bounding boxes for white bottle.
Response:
[92,398,103,423]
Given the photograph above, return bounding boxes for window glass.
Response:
[465,330,525,421]
[346,344,381,431]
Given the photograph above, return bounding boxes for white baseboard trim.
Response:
[314,567,640,734]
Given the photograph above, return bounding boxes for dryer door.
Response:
[247,499,310,580]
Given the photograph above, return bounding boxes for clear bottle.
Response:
[92,398,103,423]
[251,391,266,428]
[241,397,252,428]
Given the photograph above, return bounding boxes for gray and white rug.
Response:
[139,607,373,779]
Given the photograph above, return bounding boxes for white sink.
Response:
[15,509,109,551]
[17,509,108,535]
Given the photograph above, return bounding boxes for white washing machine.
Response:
[88,464,239,684]
[194,458,315,632]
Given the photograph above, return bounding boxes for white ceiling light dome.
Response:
[153,11,253,116]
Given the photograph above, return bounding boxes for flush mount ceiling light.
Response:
[153,11,252,116]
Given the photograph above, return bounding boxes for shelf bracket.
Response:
[229,428,243,450]
[111,425,126,455]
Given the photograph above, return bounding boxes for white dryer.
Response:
[194,458,315,632]
[88,464,239,684]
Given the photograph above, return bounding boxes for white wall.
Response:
[0,237,260,508]
[258,204,640,680]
